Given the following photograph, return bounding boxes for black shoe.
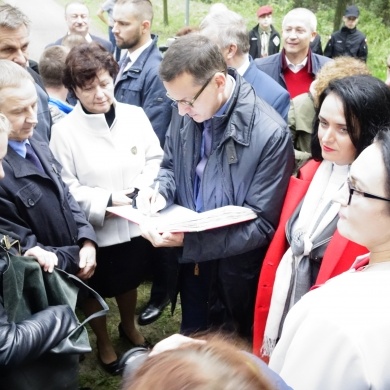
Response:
[137,299,170,326]
[96,344,120,375]
[118,323,152,349]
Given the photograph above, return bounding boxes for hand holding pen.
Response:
[136,181,166,215]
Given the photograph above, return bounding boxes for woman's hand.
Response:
[24,246,58,273]
[111,188,135,206]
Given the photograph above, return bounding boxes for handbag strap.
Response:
[55,268,109,326]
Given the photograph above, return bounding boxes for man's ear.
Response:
[214,71,227,90]
[310,31,317,43]
[141,20,151,33]
[226,44,238,60]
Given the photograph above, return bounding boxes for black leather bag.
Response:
[1,234,108,355]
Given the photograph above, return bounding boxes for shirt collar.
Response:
[8,139,31,158]
[236,56,250,76]
[127,38,153,65]
[281,48,313,73]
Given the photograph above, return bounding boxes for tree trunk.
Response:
[163,0,169,26]
[333,0,349,31]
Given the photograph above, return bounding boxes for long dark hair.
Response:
[311,75,390,161]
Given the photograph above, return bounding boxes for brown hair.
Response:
[39,46,69,88]
[63,42,118,91]
[121,334,277,390]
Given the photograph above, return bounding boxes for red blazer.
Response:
[252,160,367,356]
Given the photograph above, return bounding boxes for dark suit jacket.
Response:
[244,57,290,122]
[47,33,113,53]
[0,133,97,274]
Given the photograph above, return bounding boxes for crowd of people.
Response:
[0,0,389,389]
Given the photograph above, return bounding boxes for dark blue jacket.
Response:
[0,133,97,275]
[254,50,331,91]
[244,57,290,122]
[114,35,172,147]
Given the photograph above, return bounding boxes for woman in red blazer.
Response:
[253,75,390,358]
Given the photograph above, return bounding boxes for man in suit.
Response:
[0,59,97,280]
[200,8,290,123]
[47,1,112,53]
[255,8,330,99]
[113,0,173,325]
[0,3,53,143]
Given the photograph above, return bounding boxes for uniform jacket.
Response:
[249,24,280,59]
[50,100,163,247]
[157,69,294,263]
[0,133,97,275]
[252,160,367,356]
[254,50,331,91]
[244,57,290,123]
[48,34,113,53]
[324,26,367,62]
[114,35,172,147]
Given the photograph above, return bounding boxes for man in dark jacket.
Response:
[0,89,93,390]
[324,5,367,62]
[113,0,173,326]
[0,60,97,279]
[138,35,294,342]
[47,1,113,53]
[255,8,331,99]
[249,5,280,59]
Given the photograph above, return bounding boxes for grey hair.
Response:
[282,8,317,32]
[0,3,30,31]
[0,59,34,93]
[200,9,249,55]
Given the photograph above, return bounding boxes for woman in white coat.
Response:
[50,42,163,374]
[269,129,390,390]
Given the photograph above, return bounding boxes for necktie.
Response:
[194,121,212,212]
[261,32,268,57]
[25,143,44,173]
[115,55,131,85]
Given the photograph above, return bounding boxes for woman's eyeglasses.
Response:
[347,180,390,206]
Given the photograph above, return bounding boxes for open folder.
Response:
[106,204,257,233]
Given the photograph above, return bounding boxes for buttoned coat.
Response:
[0,133,97,275]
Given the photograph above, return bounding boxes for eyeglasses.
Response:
[347,179,390,206]
[166,72,220,108]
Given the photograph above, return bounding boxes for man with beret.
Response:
[249,5,280,59]
[324,5,367,62]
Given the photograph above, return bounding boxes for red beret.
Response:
[257,5,273,17]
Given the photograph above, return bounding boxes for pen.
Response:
[150,181,159,211]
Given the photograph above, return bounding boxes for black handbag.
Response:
[1,234,108,355]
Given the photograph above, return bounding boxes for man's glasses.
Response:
[166,72,220,108]
[347,179,390,206]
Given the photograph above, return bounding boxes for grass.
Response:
[79,281,181,389]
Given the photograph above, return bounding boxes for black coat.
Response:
[0,133,97,275]
[249,24,280,59]
[324,26,367,62]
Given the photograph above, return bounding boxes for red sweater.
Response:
[284,64,313,99]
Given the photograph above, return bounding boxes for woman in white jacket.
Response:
[50,42,163,375]
[269,129,390,390]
